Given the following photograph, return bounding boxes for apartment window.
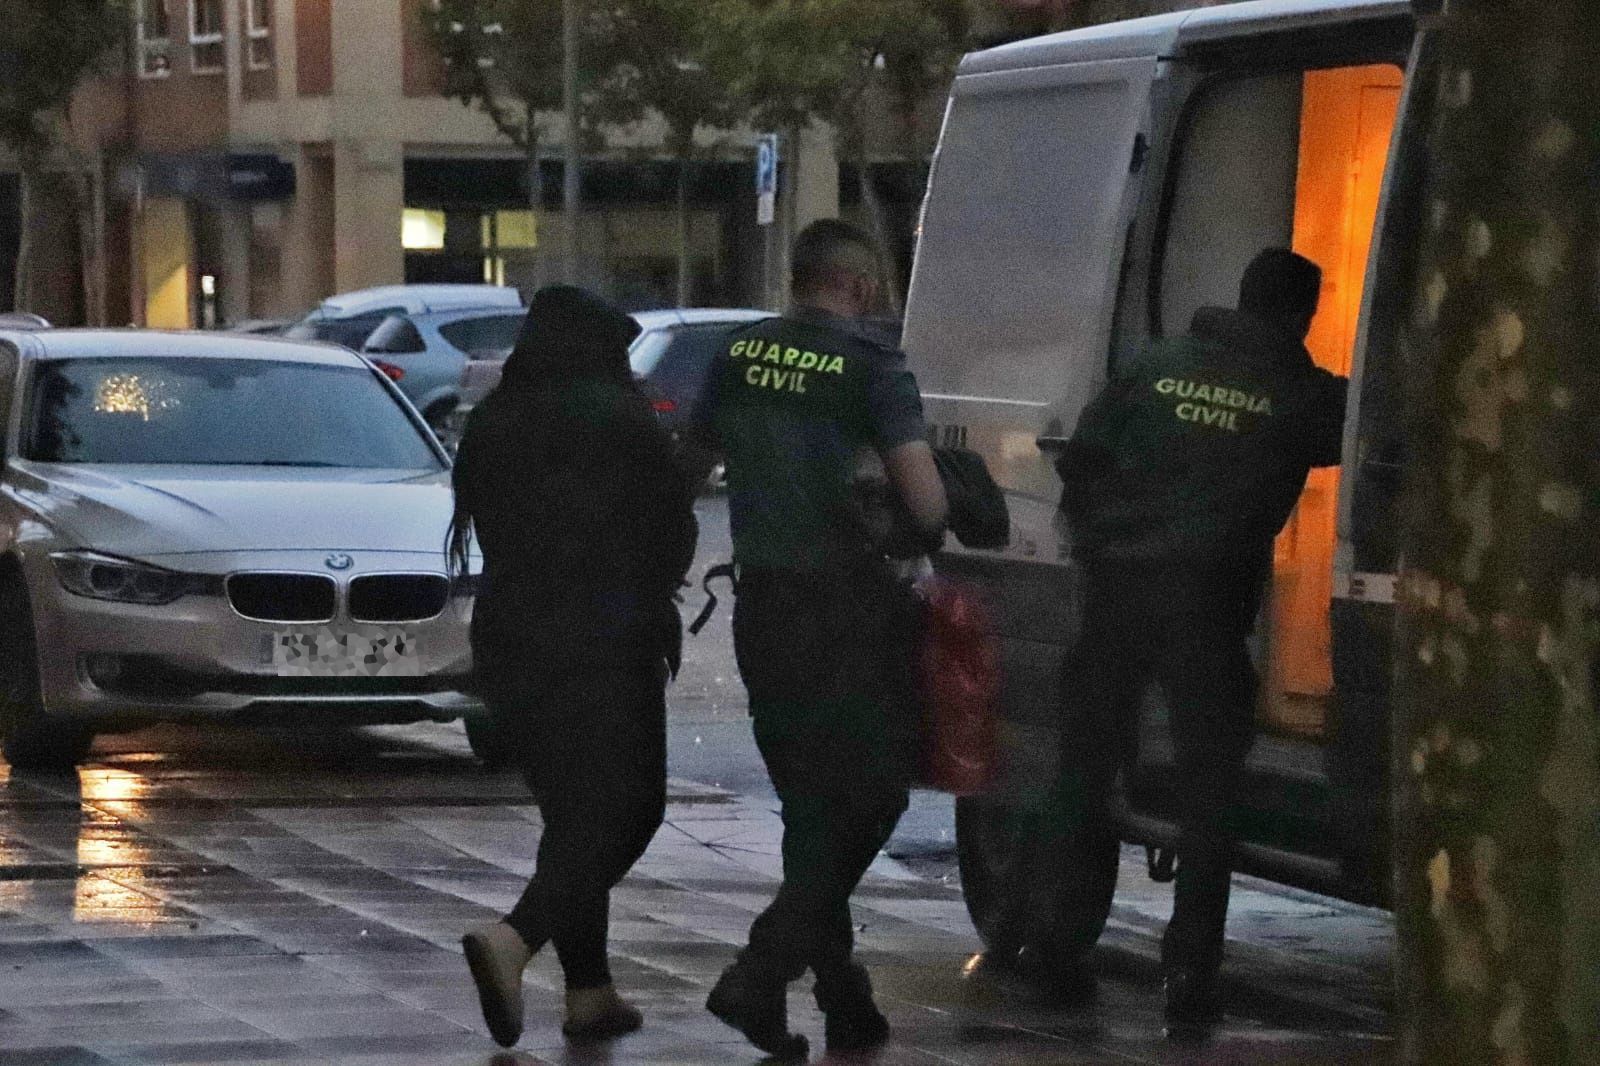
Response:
[136,0,173,78]
[190,0,225,74]
[247,0,274,70]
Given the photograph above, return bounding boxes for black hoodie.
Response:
[1058,306,1347,564]
[452,286,697,676]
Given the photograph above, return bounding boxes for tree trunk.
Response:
[675,150,692,307]
[856,162,904,316]
[13,161,37,315]
[14,159,85,326]
[1392,4,1600,1064]
[561,0,581,285]
[525,120,545,292]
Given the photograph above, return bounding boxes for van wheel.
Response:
[955,794,1115,967]
[0,578,93,773]
[464,716,512,768]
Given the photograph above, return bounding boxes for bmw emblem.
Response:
[325,553,354,571]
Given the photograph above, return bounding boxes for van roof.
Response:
[959,0,1411,74]
[316,284,522,318]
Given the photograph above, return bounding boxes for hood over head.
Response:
[497,285,641,390]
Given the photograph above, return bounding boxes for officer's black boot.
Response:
[706,959,809,1060]
[1162,963,1221,1031]
[814,961,890,1052]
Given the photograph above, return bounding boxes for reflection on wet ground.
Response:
[0,723,1394,1064]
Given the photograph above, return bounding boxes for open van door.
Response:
[904,54,1161,572]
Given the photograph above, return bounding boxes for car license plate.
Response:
[265,627,422,677]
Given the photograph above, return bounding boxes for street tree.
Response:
[1391,2,1600,1063]
[590,1,746,306]
[0,0,125,321]
[705,0,970,311]
[423,0,575,285]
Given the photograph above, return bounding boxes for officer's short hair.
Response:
[791,220,881,295]
[1239,249,1322,316]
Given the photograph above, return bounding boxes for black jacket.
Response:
[452,287,697,679]
[1058,307,1347,563]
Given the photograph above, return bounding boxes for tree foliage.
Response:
[0,0,126,155]
[423,0,570,150]
[703,0,968,153]
[589,1,742,157]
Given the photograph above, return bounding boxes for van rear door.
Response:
[904,54,1160,568]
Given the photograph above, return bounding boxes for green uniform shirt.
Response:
[693,307,927,572]
[1060,307,1348,563]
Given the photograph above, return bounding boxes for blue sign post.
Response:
[756,133,779,226]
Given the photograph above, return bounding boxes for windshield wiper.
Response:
[252,460,346,468]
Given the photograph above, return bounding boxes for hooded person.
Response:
[448,285,697,1048]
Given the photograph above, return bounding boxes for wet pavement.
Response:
[0,722,1394,1066]
[1,498,1395,1063]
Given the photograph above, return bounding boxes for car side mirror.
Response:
[362,315,426,355]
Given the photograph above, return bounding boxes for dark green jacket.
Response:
[1058,307,1347,563]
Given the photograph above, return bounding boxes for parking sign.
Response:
[756,134,778,226]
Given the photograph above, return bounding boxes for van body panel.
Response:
[1177,0,1412,45]
[906,55,1158,573]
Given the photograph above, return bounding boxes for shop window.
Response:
[492,211,538,250]
[190,0,225,74]
[247,0,274,70]
[402,209,447,251]
[136,0,174,78]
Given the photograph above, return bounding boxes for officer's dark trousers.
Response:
[488,660,668,990]
[731,567,915,986]
[1055,555,1264,973]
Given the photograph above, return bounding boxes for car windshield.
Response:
[23,357,442,469]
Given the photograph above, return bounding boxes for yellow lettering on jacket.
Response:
[743,365,808,394]
[1158,378,1271,418]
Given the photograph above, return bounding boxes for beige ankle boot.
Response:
[563,984,644,1041]
[462,921,534,1047]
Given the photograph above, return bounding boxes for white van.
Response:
[902,0,1428,948]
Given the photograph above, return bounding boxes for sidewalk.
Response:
[0,757,1393,1065]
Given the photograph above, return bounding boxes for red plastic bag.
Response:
[915,577,1000,795]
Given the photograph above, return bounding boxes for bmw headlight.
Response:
[50,551,207,606]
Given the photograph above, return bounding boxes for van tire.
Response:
[0,578,93,773]
[955,794,1115,967]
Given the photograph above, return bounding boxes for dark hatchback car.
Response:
[626,309,774,431]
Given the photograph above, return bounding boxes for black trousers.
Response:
[731,566,916,986]
[487,660,668,990]
[1054,556,1264,972]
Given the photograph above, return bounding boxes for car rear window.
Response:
[285,311,397,350]
[24,357,442,469]
[438,313,526,356]
[633,323,739,405]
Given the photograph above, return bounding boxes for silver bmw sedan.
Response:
[0,329,486,771]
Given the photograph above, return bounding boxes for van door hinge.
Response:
[1130,133,1149,174]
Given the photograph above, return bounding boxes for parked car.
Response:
[458,308,774,426]
[0,328,489,771]
[286,284,520,351]
[360,305,526,435]
[0,312,51,331]
[224,317,296,336]
[626,309,775,433]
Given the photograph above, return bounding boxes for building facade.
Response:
[2,0,849,328]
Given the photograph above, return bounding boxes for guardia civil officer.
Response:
[691,220,948,1058]
[448,286,697,1048]
[1050,249,1347,1026]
